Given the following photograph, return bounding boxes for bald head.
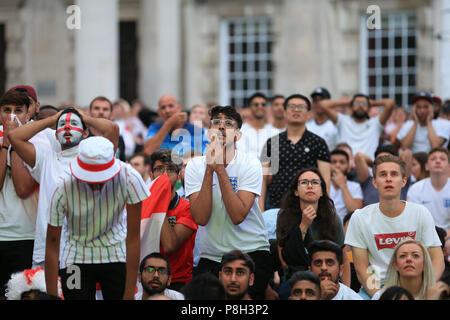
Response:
[158,94,181,120]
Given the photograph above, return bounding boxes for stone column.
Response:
[439,0,450,99]
[75,0,119,107]
[138,0,181,109]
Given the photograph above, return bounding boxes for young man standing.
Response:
[306,87,338,152]
[345,155,444,299]
[260,94,331,211]
[185,105,271,300]
[0,90,38,298]
[129,152,151,187]
[236,92,282,159]
[9,107,119,268]
[407,148,450,236]
[219,250,255,300]
[308,240,362,300]
[329,149,363,222]
[269,95,286,131]
[45,136,149,300]
[318,94,395,161]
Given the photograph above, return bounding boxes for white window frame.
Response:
[360,11,417,109]
[220,17,273,107]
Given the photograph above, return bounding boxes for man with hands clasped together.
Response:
[185,105,271,300]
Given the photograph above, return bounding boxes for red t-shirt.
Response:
[160,197,198,284]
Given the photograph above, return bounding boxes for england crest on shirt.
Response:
[444,198,450,208]
[229,177,238,192]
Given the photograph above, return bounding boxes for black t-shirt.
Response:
[261,129,330,208]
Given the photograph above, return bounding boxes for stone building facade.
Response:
[0,0,448,111]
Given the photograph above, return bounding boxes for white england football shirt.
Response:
[184,150,270,262]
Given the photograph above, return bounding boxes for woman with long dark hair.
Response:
[276,167,350,289]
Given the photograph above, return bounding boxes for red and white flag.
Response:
[140,174,172,261]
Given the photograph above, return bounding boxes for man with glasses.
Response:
[185,105,271,300]
[237,92,283,159]
[138,252,184,300]
[260,94,331,211]
[147,148,198,291]
[317,93,395,161]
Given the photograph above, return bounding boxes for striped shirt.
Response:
[49,162,150,269]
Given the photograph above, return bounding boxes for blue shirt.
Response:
[146,121,208,155]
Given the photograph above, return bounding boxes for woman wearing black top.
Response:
[276,167,350,293]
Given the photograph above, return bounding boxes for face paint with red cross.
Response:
[56,112,84,147]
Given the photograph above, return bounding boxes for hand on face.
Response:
[331,169,347,188]
[2,115,20,146]
[168,112,188,129]
[206,132,225,171]
[300,205,317,229]
[320,279,339,300]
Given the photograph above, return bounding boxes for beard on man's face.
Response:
[352,109,369,120]
[142,277,167,296]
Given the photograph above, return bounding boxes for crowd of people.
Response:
[0,84,449,301]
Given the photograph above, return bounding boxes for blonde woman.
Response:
[372,239,436,300]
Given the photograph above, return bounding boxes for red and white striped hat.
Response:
[70,136,121,183]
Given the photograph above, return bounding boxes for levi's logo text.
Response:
[374,231,416,250]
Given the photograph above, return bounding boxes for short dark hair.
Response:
[308,240,343,265]
[330,149,349,163]
[283,94,311,111]
[0,90,30,110]
[57,107,87,131]
[220,250,255,274]
[149,148,181,172]
[246,92,267,107]
[288,271,321,295]
[270,95,285,102]
[139,252,171,276]
[89,96,113,112]
[375,144,398,158]
[129,152,150,166]
[379,286,414,300]
[343,212,353,227]
[336,142,353,154]
[39,105,59,113]
[209,105,243,129]
[181,273,226,300]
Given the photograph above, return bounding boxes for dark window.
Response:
[119,21,138,104]
[0,24,6,95]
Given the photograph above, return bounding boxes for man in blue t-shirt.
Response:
[143,94,208,157]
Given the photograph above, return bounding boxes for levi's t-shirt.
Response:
[345,201,441,284]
